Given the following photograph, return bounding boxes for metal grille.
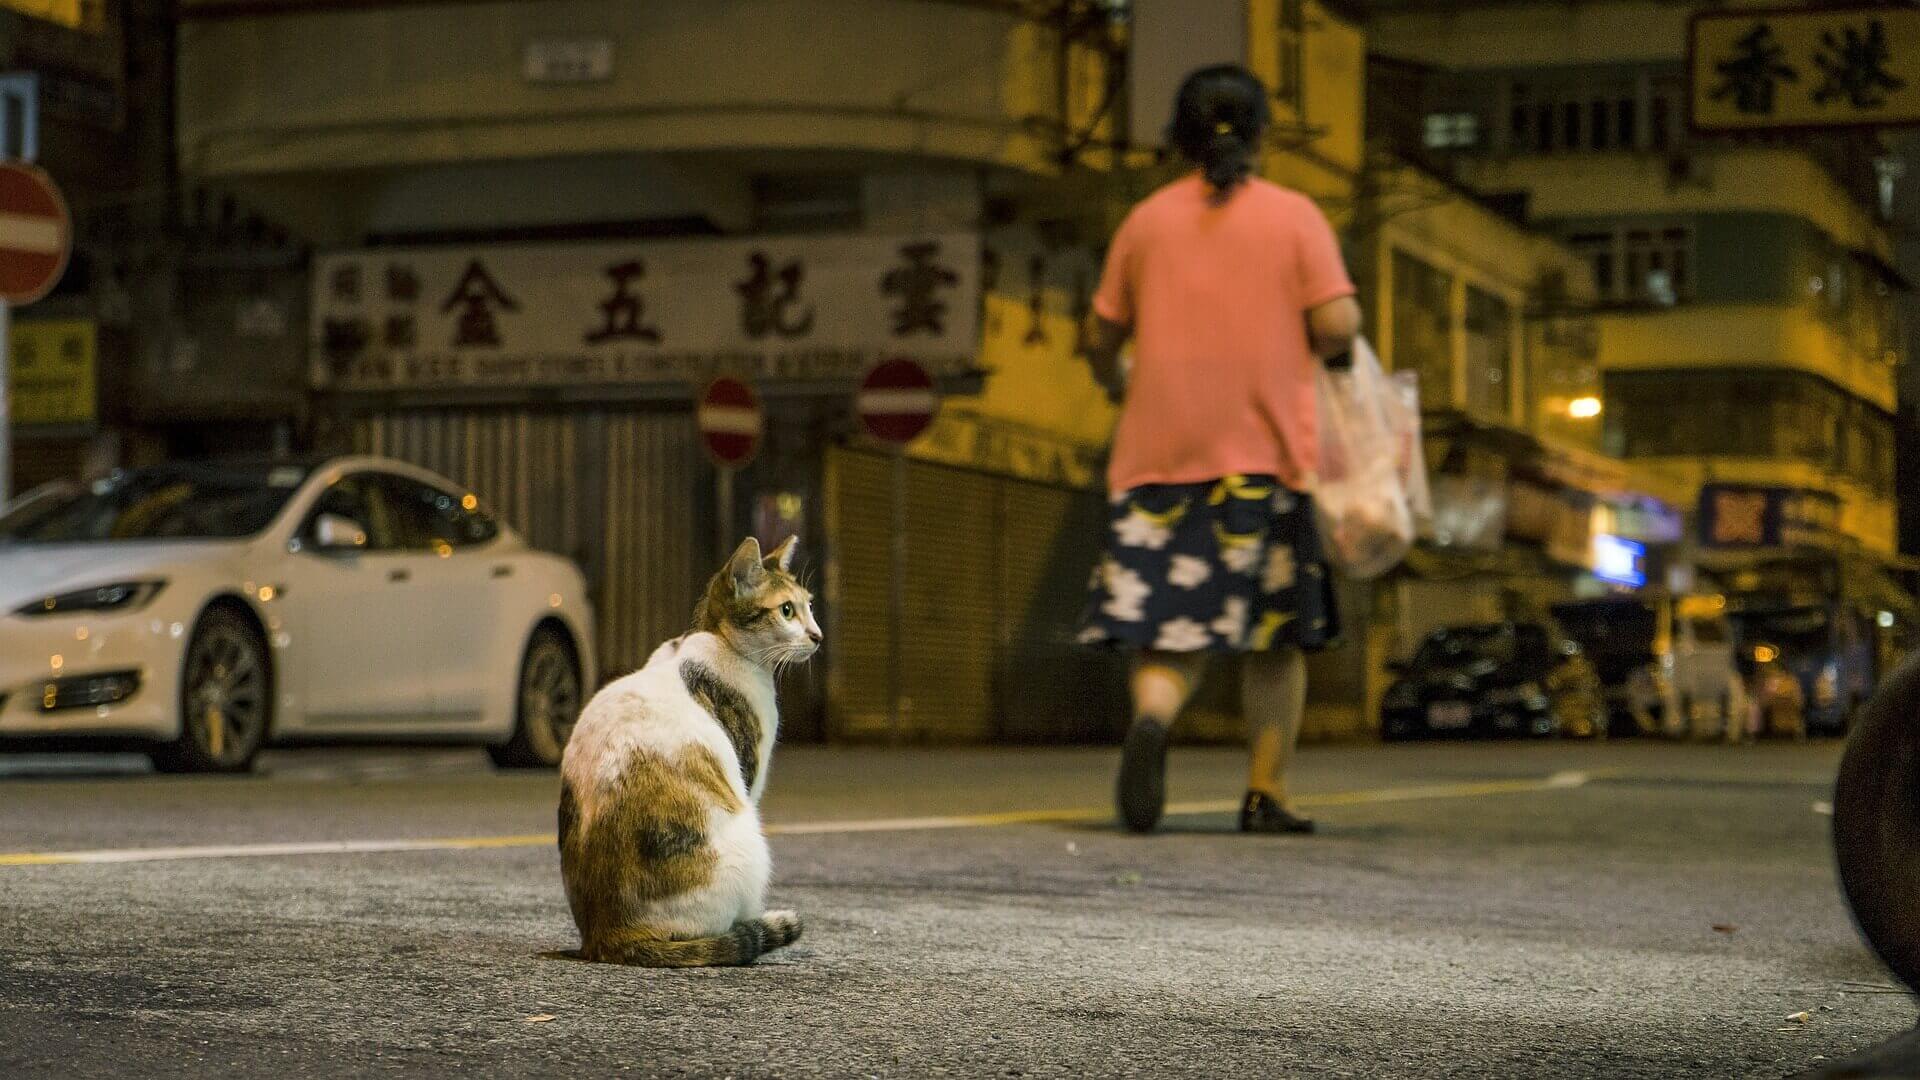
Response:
[599,411,700,681]
[352,406,698,681]
[825,446,1123,743]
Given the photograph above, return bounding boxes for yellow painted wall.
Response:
[1599,305,1897,413]
[913,1,1367,479]
[1250,0,1366,207]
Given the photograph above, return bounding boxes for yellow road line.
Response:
[0,771,1599,868]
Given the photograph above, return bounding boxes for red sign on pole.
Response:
[0,162,71,304]
[857,358,937,445]
[697,376,763,467]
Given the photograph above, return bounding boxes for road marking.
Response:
[0,771,1598,868]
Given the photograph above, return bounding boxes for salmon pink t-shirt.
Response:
[1093,173,1354,494]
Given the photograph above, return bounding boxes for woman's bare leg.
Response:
[1242,646,1307,805]
[1240,646,1315,833]
[1117,651,1208,833]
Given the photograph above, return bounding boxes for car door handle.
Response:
[388,568,411,583]
[492,565,514,579]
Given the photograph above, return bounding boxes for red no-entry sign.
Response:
[0,162,70,304]
[858,358,937,445]
[697,376,763,467]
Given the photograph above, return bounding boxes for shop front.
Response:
[1694,483,1915,733]
[310,229,985,740]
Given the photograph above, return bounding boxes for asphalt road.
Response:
[0,740,1911,1078]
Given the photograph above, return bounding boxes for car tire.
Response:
[1834,652,1920,992]
[150,605,272,774]
[488,627,582,769]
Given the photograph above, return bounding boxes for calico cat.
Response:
[558,535,821,967]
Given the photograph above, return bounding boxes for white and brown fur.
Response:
[558,536,821,966]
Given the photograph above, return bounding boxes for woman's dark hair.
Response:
[1167,64,1270,199]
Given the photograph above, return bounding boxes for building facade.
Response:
[1365,0,1912,723]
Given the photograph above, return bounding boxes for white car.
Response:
[0,456,595,772]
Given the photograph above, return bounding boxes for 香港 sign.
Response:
[1698,484,1841,549]
[1691,8,1920,132]
[310,232,981,392]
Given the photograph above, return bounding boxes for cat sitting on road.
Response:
[558,535,820,966]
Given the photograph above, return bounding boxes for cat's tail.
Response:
[592,911,803,968]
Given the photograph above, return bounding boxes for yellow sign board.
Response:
[9,319,96,426]
[1691,8,1920,131]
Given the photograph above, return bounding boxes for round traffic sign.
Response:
[0,162,71,304]
[857,358,937,445]
[697,376,763,467]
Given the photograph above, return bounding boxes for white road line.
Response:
[0,771,1599,868]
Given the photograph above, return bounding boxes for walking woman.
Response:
[1081,64,1362,834]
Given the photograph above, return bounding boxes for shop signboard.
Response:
[1690,7,1920,133]
[1698,484,1842,549]
[311,232,981,392]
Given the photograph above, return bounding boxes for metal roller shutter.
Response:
[352,406,698,682]
[825,446,1125,743]
[995,476,1128,742]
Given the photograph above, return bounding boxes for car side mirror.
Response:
[313,513,369,552]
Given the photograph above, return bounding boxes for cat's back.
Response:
[563,635,709,792]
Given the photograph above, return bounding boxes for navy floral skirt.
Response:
[1079,475,1340,654]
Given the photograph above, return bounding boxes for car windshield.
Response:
[0,463,311,543]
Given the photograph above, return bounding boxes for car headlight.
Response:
[14,580,167,617]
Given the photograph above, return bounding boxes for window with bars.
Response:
[1568,225,1693,304]
[1505,77,1676,155]
[1464,286,1515,421]
[1390,249,1455,412]
[1606,369,1894,495]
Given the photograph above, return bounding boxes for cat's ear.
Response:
[763,535,798,574]
[725,537,765,596]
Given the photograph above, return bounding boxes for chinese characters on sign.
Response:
[1692,8,1920,130]
[310,233,981,391]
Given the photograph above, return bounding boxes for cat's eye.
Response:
[780,602,796,619]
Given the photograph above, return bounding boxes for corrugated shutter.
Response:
[826,448,895,737]
[352,406,697,681]
[826,446,1125,743]
[902,458,999,739]
[599,411,700,679]
[995,476,1128,741]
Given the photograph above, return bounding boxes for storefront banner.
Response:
[311,232,981,391]
[1698,484,1841,548]
[8,318,95,426]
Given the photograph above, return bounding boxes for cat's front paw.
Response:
[761,909,803,948]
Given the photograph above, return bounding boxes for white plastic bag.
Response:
[1312,337,1422,579]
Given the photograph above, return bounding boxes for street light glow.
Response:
[1568,396,1603,419]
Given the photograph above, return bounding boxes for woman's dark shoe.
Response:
[1116,717,1170,833]
[1240,791,1315,834]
